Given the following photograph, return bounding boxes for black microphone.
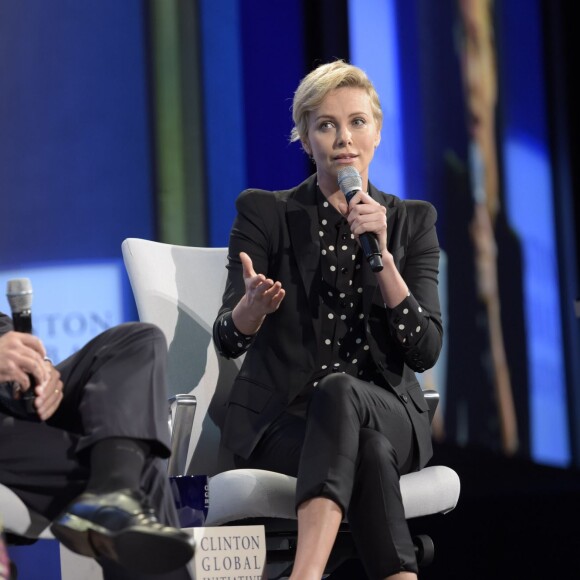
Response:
[337,166,383,272]
[6,278,37,413]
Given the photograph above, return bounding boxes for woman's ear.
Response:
[301,139,311,157]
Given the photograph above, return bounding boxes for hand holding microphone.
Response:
[6,278,39,413]
[337,166,384,272]
[5,278,62,418]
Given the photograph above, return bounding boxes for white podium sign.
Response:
[188,525,266,580]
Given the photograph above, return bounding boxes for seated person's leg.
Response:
[0,413,88,522]
[6,322,193,577]
[49,322,172,458]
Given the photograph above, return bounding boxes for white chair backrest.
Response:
[121,238,240,476]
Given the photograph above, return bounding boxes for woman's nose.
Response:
[336,127,352,146]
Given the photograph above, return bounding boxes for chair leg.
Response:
[413,534,435,567]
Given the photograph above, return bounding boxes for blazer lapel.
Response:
[287,176,320,298]
[287,176,323,345]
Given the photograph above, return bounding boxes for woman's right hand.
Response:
[232,252,285,335]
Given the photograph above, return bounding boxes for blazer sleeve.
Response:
[387,200,443,372]
[213,189,276,359]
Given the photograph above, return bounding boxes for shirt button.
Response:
[400,394,409,403]
[341,267,348,274]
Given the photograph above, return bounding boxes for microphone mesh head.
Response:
[337,166,362,195]
[6,278,33,313]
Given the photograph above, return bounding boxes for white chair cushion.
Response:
[0,483,53,538]
[206,469,297,526]
[400,465,460,519]
[206,465,460,526]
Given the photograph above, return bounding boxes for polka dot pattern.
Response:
[216,311,256,357]
[390,294,429,347]
[302,186,386,391]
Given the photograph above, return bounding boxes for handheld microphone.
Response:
[6,278,37,413]
[337,166,383,272]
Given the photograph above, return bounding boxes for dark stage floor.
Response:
[408,443,580,579]
[317,442,580,579]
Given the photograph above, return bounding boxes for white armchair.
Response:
[121,237,461,578]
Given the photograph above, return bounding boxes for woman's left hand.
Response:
[344,191,387,252]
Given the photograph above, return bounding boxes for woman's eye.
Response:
[319,121,334,130]
[353,118,366,126]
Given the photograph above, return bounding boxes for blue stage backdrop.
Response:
[0,0,154,340]
[348,0,570,467]
[199,0,308,248]
[0,0,577,476]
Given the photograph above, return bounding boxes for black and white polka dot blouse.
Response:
[313,189,380,384]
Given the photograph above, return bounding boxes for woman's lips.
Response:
[334,155,357,164]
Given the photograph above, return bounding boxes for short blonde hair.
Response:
[290,60,383,145]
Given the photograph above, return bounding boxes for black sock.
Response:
[86,437,150,494]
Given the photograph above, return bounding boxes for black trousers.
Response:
[235,373,419,578]
[0,322,191,580]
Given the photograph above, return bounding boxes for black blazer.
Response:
[214,174,443,470]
